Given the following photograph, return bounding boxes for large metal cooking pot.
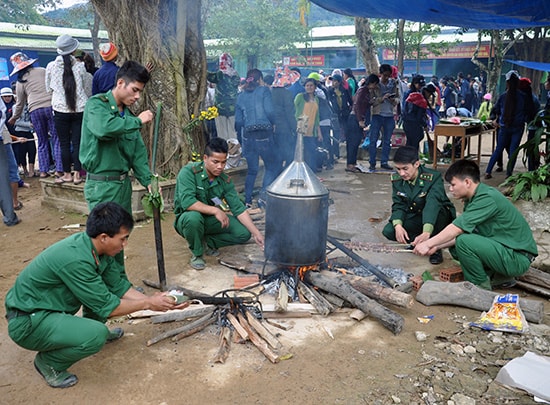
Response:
[264,132,329,266]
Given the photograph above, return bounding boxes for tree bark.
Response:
[304,271,405,335]
[354,17,379,74]
[344,274,414,308]
[415,280,544,324]
[90,0,207,176]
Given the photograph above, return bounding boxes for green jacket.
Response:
[5,233,131,323]
[390,165,456,232]
[79,91,151,187]
[174,161,246,218]
[454,183,538,256]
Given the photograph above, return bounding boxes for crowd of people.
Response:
[1,46,547,389]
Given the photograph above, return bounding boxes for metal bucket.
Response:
[264,131,329,266]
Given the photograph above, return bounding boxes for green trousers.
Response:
[174,211,251,257]
[382,207,454,242]
[451,233,531,286]
[8,311,108,371]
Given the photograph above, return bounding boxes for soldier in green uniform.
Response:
[79,61,153,282]
[414,160,538,290]
[4,202,183,389]
[383,146,456,264]
[174,138,264,270]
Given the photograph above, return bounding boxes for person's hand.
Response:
[413,241,437,256]
[145,61,155,73]
[253,232,264,249]
[394,224,409,245]
[138,110,154,124]
[17,137,27,143]
[7,117,16,126]
[412,232,431,246]
[147,293,180,311]
[359,120,365,128]
[214,208,230,228]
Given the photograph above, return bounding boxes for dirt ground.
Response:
[1,155,549,405]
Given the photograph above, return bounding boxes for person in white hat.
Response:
[45,34,91,185]
[8,52,63,179]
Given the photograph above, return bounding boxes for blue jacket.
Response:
[234,86,275,133]
[92,61,119,95]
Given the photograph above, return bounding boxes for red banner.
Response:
[383,44,493,60]
[283,55,325,67]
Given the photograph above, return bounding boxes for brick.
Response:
[439,267,464,282]
[410,275,424,291]
[234,274,260,289]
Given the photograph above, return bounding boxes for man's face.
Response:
[380,70,391,82]
[101,227,131,256]
[394,161,419,182]
[448,176,470,199]
[114,79,145,107]
[203,151,227,178]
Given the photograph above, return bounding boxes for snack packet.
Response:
[470,294,528,333]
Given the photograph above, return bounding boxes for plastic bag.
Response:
[470,294,528,333]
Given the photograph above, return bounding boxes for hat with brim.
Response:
[9,52,38,76]
[56,34,80,56]
[1,87,14,97]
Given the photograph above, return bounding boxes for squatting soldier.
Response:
[173,137,264,270]
[414,159,537,290]
[383,145,456,264]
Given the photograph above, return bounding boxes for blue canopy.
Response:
[310,0,550,29]
[505,60,550,72]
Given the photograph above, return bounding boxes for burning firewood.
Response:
[297,281,334,316]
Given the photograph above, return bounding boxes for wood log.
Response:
[275,281,289,312]
[304,271,405,335]
[415,280,544,324]
[342,273,414,308]
[212,327,232,364]
[146,312,215,346]
[297,281,334,316]
[172,315,216,342]
[237,312,280,363]
[245,311,282,350]
[226,312,249,341]
[150,306,215,324]
[349,309,368,321]
[515,281,550,299]
[518,267,550,289]
[318,291,346,308]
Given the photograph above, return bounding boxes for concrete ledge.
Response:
[40,162,257,220]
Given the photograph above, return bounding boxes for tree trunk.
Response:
[513,27,549,98]
[90,0,207,177]
[396,19,406,75]
[354,17,379,74]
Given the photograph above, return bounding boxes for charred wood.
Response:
[304,271,405,335]
[297,280,334,316]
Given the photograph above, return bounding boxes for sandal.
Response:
[14,201,23,210]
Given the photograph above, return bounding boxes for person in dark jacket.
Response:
[270,66,299,172]
[402,83,437,152]
[485,70,528,179]
[327,74,352,144]
[92,42,119,95]
[235,69,277,208]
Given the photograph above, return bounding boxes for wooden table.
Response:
[432,123,494,169]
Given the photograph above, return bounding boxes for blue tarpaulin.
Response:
[505,60,550,72]
[310,0,550,29]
